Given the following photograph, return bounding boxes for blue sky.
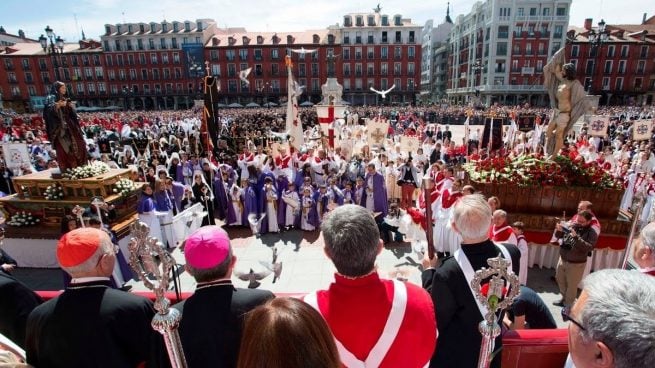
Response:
[0,0,647,42]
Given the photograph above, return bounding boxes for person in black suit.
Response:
[0,248,17,275]
[25,228,164,368]
[174,226,274,368]
[421,194,521,368]
[0,272,42,348]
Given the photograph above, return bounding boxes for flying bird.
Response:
[292,81,305,97]
[235,268,271,289]
[370,84,396,99]
[239,67,252,86]
[289,47,318,55]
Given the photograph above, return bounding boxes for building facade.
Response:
[100,19,218,110]
[446,0,571,106]
[0,10,422,111]
[330,8,422,105]
[420,7,454,103]
[566,16,655,106]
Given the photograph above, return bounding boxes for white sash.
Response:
[305,279,408,368]
[453,243,512,320]
[492,225,512,237]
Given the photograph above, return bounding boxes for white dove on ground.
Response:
[370,84,396,99]
[289,47,318,55]
[239,67,252,86]
[257,247,284,283]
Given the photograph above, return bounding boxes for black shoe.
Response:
[552,299,564,307]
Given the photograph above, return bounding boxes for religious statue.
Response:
[43,81,89,172]
[543,48,589,159]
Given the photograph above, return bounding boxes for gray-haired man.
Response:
[566,269,655,368]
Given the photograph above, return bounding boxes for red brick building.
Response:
[566,17,655,105]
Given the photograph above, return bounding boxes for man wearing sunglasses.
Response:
[565,269,655,368]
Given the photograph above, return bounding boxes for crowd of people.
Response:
[1,99,655,367]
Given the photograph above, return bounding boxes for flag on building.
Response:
[285,56,304,151]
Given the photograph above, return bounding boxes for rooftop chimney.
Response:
[643,13,648,24]
[584,18,593,30]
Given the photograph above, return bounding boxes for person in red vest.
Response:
[633,222,655,276]
[489,209,518,246]
[304,204,436,367]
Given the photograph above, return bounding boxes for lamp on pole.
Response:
[122,86,132,111]
[471,59,484,105]
[257,82,271,107]
[586,19,611,93]
[38,26,64,83]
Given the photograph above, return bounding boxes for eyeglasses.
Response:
[561,308,586,331]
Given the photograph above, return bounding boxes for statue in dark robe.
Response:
[43,81,89,172]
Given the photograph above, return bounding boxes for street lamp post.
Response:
[471,59,483,106]
[257,82,271,107]
[122,86,132,111]
[38,26,64,83]
[586,19,611,94]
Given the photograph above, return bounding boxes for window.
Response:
[408,46,415,59]
[28,85,36,96]
[343,79,351,91]
[228,64,236,77]
[409,31,415,43]
[355,31,362,44]
[226,50,235,61]
[496,42,507,56]
[271,64,279,76]
[498,26,509,39]
[160,38,167,49]
[343,63,351,76]
[367,63,374,76]
[211,64,221,76]
[163,69,170,79]
[381,63,388,76]
[239,49,248,61]
[543,8,550,16]
[408,63,415,76]
[621,45,629,58]
[150,53,158,64]
[394,47,402,59]
[381,46,388,59]
[554,25,563,38]
[24,72,33,83]
[343,48,350,60]
[556,7,567,16]
[171,38,178,48]
[604,60,613,74]
[114,40,122,51]
[618,60,626,74]
[368,31,374,44]
[271,49,279,59]
[637,60,646,74]
[602,77,610,90]
[607,45,615,58]
[615,77,623,90]
[254,49,262,61]
[382,31,388,43]
[367,47,374,59]
[311,63,318,76]
[355,63,362,76]
[173,53,180,63]
[635,77,643,89]
[382,15,389,26]
[640,46,649,58]
[141,69,148,80]
[394,63,401,76]
[355,47,362,60]
[162,54,169,64]
[585,60,594,75]
[395,31,402,43]
[126,39,133,50]
[149,39,155,50]
[529,8,537,16]
[343,32,350,44]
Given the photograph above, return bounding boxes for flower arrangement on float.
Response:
[6,211,41,227]
[464,154,622,189]
[44,183,65,200]
[63,161,110,180]
[113,178,137,197]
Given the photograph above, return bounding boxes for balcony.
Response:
[4,64,14,71]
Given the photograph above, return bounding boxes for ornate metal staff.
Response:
[128,221,187,368]
[422,178,435,260]
[471,255,520,368]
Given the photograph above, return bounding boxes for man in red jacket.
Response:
[305,204,437,367]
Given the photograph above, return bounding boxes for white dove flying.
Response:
[239,67,252,86]
[292,81,305,97]
[370,84,396,99]
[289,47,318,55]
